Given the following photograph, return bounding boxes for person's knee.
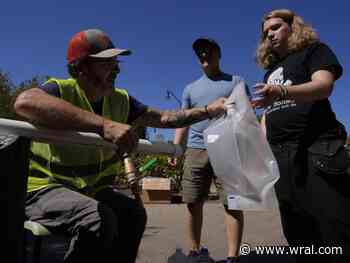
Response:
[224,205,243,220]
[71,203,117,254]
[74,199,115,234]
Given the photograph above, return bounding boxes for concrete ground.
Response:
[26,199,293,263]
[136,201,291,263]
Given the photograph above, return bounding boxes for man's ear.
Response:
[78,61,89,76]
[68,60,89,78]
[67,63,82,78]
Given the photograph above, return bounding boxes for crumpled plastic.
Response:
[204,81,279,210]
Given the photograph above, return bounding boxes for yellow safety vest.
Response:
[27,78,129,194]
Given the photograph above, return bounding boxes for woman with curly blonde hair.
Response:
[253,9,350,263]
[256,9,319,69]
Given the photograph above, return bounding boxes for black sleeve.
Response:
[306,42,343,80]
[127,96,148,124]
[38,81,60,97]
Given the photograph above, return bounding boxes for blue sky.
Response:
[1,1,348,140]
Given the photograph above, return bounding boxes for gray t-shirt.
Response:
[182,73,246,149]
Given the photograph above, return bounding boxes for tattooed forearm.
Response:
[133,107,208,128]
[159,108,206,128]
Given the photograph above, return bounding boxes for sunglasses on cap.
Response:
[195,46,213,59]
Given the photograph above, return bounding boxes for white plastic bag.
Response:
[204,81,279,210]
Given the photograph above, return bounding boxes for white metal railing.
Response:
[0,118,183,157]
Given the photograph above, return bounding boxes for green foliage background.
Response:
[114,153,184,192]
[0,71,46,119]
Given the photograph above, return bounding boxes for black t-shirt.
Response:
[39,81,148,124]
[264,42,344,145]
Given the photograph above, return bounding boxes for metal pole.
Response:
[0,118,183,157]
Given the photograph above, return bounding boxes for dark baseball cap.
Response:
[192,38,221,57]
[67,29,131,64]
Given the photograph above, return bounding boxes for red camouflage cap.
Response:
[67,29,131,64]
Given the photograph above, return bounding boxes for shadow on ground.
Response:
[167,248,188,262]
[166,248,294,263]
[142,225,165,237]
[216,252,294,263]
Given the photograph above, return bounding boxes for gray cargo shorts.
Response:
[182,148,227,204]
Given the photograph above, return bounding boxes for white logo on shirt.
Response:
[266,67,296,114]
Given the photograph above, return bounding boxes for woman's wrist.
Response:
[275,85,289,100]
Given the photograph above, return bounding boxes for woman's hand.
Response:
[251,83,283,109]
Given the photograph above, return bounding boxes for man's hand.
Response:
[206,97,228,118]
[102,119,139,155]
